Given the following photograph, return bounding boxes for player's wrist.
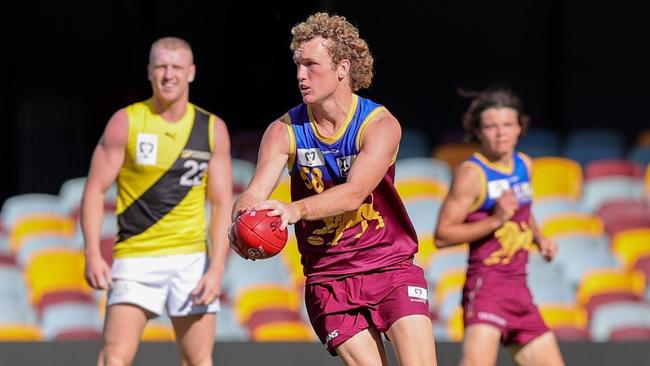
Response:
[293,201,309,221]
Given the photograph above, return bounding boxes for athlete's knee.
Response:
[180,354,213,366]
[101,349,133,366]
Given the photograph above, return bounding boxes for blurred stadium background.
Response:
[2,1,650,365]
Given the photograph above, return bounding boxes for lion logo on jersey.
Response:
[307,202,385,246]
[483,221,534,265]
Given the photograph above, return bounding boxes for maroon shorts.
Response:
[305,261,431,356]
[462,275,549,345]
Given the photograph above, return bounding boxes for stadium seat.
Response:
[1,193,67,230]
[268,174,291,203]
[59,177,117,217]
[425,246,468,292]
[0,324,43,341]
[404,197,443,236]
[23,247,92,307]
[538,304,588,333]
[434,269,466,321]
[527,254,574,305]
[580,177,645,213]
[610,228,650,270]
[432,143,478,170]
[41,302,102,340]
[554,235,619,289]
[232,158,256,195]
[627,147,650,168]
[516,128,562,158]
[531,198,582,225]
[395,179,449,201]
[576,268,646,316]
[231,129,263,164]
[540,213,604,239]
[8,214,75,254]
[608,326,650,341]
[565,128,626,152]
[597,199,650,237]
[16,235,71,266]
[141,323,175,342]
[222,245,292,297]
[583,159,644,180]
[446,306,464,342]
[590,301,650,341]
[562,145,625,168]
[215,300,249,341]
[395,157,452,185]
[531,157,582,201]
[234,284,301,325]
[398,128,430,160]
[251,320,315,341]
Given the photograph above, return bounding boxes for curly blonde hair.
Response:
[290,12,374,91]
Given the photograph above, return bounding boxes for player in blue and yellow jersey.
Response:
[230,13,437,366]
[435,87,564,366]
[81,37,232,366]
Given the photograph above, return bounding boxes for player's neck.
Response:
[478,148,513,167]
[310,89,354,136]
[150,96,189,123]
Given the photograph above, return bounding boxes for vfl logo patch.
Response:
[407,286,428,302]
[136,133,158,165]
[336,155,356,177]
[297,148,325,167]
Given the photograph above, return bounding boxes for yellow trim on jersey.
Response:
[355,106,387,150]
[518,152,532,175]
[284,113,297,172]
[208,115,215,153]
[464,161,487,213]
[473,152,514,175]
[307,94,359,144]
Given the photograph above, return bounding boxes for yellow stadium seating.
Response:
[576,268,646,307]
[9,214,75,253]
[141,323,175,342]
[251,321,315,341]
[532,157,582,201]
[235,284,301,324]
[395,179,448,201]
[0,324,43,341]
[432,143,478,171]
[611,228,650,270]
[24,247,92,306]
[540,213,604,239]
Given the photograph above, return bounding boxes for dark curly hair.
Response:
[460,87,530,143]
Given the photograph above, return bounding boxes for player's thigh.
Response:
[460,324,502,366]
[335,327,390,366]
[172,313,216,366]
[102,304,150,365]
[509,331,564,366]
[385,314,436,366]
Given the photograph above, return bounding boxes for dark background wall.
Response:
[4,0,650,204]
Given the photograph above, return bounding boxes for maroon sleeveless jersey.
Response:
[285,96,419,284]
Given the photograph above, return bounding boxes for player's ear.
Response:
[337,59,350,80]
[188,64,196,83]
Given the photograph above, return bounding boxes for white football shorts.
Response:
[107,252,220,317]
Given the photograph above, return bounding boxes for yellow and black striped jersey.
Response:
[114,100,215,258]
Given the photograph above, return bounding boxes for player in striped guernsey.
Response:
[82,37,232,366]
[230,13,437,365]
[435,87,564,366]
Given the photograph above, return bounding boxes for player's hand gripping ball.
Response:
[234,209,288,259]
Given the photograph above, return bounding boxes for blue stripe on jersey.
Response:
[287,95,383,182]
[469,152,532,212]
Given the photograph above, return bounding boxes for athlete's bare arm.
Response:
[522,154,558,262]
[250,110,401,228]
[435,163,517,248]
[193,116,233,305]
[81,109,128,290]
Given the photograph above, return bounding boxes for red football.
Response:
[234,209,288,259]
